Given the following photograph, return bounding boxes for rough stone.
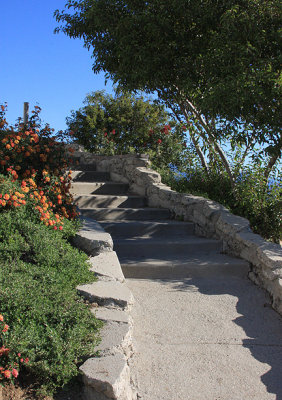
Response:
[97,322,133,357]
[192,210,209,227]
[77,281,134,310]
[158,187,173,201]
[180,194,206,206]
[80,353,134,400]
[147,183,160,195]
[202,199,228,218]
[110,172,129,184]
[89,251,125,283]
[136,167,161,184]
[73,217,113,256]
[129,184,146,197]
[93,307,130,324]
[215,212,250,235]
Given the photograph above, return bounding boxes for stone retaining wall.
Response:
[72,146,282,316]
[74,217,137,400]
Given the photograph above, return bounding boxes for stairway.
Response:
[70,164,249,280]
[70,163,282,400]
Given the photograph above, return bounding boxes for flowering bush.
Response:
[0,105,102,395]
[0,313,28,385]
[0,104,77,228]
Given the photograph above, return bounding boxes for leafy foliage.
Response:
[67,89,189,170]
[0,207,102,394]
[0,104,77,224]
[159,161,282,242]
[54,1,281,243]
[0,106,102,395]
[55,0,281,199]
[55,0,281,140]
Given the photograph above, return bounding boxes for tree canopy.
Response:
[55,0,281,184]
[55,0,281,128]
[66,89,188,169]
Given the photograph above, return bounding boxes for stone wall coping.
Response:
[74,216,137,400]
[73,216,113,256]
[72,149,281,316]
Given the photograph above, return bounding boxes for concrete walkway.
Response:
[127,277,282,400]
[71,165,282,400]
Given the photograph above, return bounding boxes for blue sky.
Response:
[1,0,113,132]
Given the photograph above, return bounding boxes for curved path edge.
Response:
[69,147,282,316]
[73,216,137,400]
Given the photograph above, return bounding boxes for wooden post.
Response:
[23,102,29,124]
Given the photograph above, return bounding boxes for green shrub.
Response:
[0,206,102,394]
[0,104,77,223]
[159,165,281,243]
[66,89,189,171]
[0,105,102,395]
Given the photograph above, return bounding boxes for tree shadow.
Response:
[157,275,282,399]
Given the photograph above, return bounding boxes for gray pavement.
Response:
[127,276,282,400]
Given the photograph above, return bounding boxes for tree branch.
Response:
[181,98,236,189]
[167,100,210,174]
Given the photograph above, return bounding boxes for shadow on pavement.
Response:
[158,276,282,400]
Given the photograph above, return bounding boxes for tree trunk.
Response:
[168,102,210,174]
[181,99,236,189]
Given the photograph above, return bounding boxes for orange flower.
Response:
[0,314,3,321]
[2,324,9,332]
[3,370,11,379]
[4,194,10,200]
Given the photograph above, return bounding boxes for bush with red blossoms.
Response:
[0,313,28,385]
[0,104,77,230]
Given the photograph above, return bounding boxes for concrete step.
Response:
[121,253,249,279]
[74,195,147,209]
[100,220,195,238]
[70,182,130,195]
[71,171,110,182]
[79,208,172,221]
[114,236,222,257]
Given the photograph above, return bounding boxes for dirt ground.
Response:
[0,381,84,400]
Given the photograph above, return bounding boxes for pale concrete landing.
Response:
[127,277,282,400]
